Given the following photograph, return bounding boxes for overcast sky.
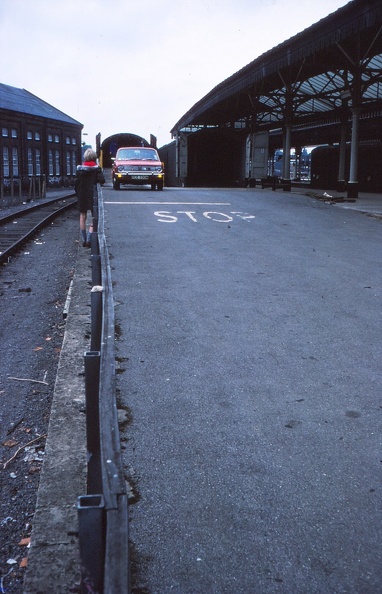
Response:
[0,0,349,149]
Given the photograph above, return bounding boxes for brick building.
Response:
[0,83,83,193]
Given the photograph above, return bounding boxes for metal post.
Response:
[77,494,105,594]
[175,131,179,180]
[281,132,287,180]
[280,87,293,191]
[84,351,102,494]
[283,124,291,186]
[337,116,347,192]
[91,231,100,256]
[91,254,102,286]
[91,287,103,352]
[348,106,360,199]
[93,186,99,232]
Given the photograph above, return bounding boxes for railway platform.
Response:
[0,187,75,218]
[6,184,381,592]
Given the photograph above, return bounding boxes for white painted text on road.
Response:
[154,211,256,223]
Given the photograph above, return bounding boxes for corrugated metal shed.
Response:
[0,83,82,126]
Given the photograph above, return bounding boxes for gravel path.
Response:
[0,209,78,593]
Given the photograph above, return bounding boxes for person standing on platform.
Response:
[75,148,105,247]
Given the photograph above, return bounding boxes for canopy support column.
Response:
[337,108,348,192]
[281,89,292,191]
[347,106,361,199]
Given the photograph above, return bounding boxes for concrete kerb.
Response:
[291,187,382,216]
[23,245,91,594]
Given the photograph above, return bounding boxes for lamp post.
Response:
[81,133,90,160]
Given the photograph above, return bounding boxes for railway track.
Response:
[0,194,77,264]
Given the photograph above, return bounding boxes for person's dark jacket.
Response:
[75,161,105,211]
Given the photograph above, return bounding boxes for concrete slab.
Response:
[23,247,91,594]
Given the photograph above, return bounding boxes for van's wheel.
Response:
[157,180,164,191]
[151,183,156,191]
[113,179,120,190]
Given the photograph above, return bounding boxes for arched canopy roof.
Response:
[101,132,149,155]
[101,132,149,167]
[171,0,382,141]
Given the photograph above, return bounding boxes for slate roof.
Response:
[0,83,82,126]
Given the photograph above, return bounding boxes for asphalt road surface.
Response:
[103,185,381,594]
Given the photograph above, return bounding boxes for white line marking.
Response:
[104,202,231,206]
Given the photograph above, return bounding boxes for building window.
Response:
[66,151,71,175]
[27,148,34,175]
[2,128,8,137]
[11,129,17,138]
[35,132,41,141]
[54,150,60,175]
[48,134,53,142]
[72,150,77,174]
[3,147,9,176]
[35,149,41,175]
[27,131,33,140]
[72,137,76,145]
[54,135,59,143]
[66,137,71,145]
[12,147,19,177]
[48,150,54,175]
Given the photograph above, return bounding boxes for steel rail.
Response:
[0,195,77,264]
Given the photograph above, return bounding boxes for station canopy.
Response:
[171,0,382,144]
